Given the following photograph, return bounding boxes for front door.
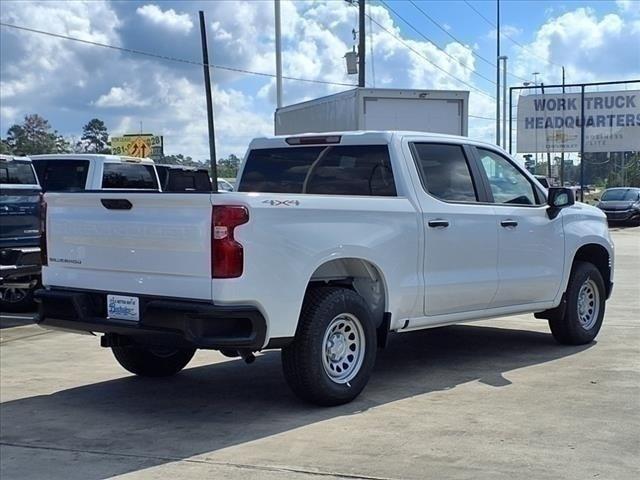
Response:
[473,147,565,307]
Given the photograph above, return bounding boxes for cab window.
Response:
[411,143,478,202]
[476,149,542,205]
[102,163,158,189]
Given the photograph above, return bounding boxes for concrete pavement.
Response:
[1,227,638,479]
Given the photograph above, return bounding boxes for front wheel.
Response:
[549,261,606,345]
[111,343,196,377]
[281,287,377,406]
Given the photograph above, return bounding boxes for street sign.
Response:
[517,90,640,153]
[111,134,163,160]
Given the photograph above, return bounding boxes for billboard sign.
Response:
[111,134,164,160]
[517,90,640,153]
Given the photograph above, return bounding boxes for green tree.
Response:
[4,114,69,155]
[217,154,241,178]
[161,153,204,167]
[0,139,12,154]
[79,118,110,153]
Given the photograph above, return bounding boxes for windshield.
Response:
[601,189,640,202]
[0,160,38,185]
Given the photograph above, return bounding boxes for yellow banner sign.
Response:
[111,135,163,158]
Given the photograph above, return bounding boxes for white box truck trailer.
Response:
[274,88,469,136]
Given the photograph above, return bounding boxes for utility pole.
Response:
[541,82,551,178]
[560,66,565,186]
[532,72,540,168]
[358,0,366,88]
[496,0,501,146]
[275,0,283,109]
[199,10,218,190]
[500,56,507,149]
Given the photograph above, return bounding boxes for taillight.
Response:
[40,195,47,266]
[212,206,248,278]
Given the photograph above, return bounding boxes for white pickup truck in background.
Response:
[36,131,614,405]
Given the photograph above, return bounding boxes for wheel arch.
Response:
[570,243,612,299]
[306,257,389,329]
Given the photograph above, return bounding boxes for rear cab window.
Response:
[32,159,89,192]
[238,145,396,196]
[0,159,38,186]
[156,166,212,192]
[102,163,158,190]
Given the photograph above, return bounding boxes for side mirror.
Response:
[593,198,599,202]
[547,187,575,219]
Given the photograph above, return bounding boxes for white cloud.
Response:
[135,4,193,34]
[511,7,640,85]
[6,0,637,160]
[487,25,523,40]
[616,0,640,17]
[0,0,121,104]
[94,84,150,108]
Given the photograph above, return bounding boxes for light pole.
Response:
[531,73,541,169]
[275,0,283,109]
[499,56,507,150]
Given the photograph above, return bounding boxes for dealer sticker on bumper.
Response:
[107,295,140,322]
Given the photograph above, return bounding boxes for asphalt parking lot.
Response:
[1,226,638,480]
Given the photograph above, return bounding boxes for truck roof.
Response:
[0,154,32,162]
[30,153,155,165]
[250,130,505,153]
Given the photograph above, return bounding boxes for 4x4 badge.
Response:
[262,199,300,207]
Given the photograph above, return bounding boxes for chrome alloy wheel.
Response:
[322,313,366,384]
[0,287,28,304]
[577,278,600,330]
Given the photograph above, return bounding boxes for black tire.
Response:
[281,287,377,406]
[0,285,36,313]
[111,343,196,377]
[549,261,606,345]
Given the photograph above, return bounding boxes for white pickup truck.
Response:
[36,131,614,405]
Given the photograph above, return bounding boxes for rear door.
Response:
[406,141,499,316]
[471,147,565,307]
[44,192,213,300]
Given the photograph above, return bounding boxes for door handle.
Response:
[428,219,450,228]
[500,219,518,228]
[101,199,132,210]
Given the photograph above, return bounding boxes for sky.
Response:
[1,0,639,161]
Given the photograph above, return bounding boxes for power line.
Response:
[0,22,357,88]
[359,6,495,101]
[408,0,530,84]
[463,0,496,28]
[380,0,496,86]
[470,114,496,121]
[462,0,562,69]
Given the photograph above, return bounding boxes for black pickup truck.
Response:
[0,155,41,311]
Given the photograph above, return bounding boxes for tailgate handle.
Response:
[101,199,132,210]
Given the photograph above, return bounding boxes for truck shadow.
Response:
[0,324,591,479]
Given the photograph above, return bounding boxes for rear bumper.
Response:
[34,288,267,351]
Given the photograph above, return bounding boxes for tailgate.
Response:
[43,192,213,300]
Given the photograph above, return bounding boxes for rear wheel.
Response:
[0,284,36,313]
[282,287,377,406]
[111,343,196,377]
[549,261,606,345]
